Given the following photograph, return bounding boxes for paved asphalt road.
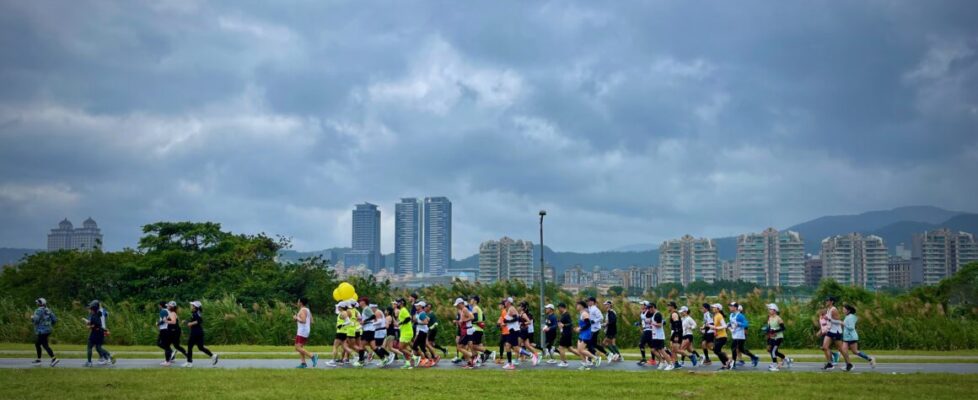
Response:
[3,358,978,374]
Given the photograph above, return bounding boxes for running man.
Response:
[649,302,672,370]
[496,300,509,365]
[518,301,540,366]
[454,297,478,368]
[667,302,692,369]
[574,301,598,370]
[556,303,577,367]
[359,297,376,365]
[383,305,402,366]
[603,301,622,361]
[156,301,171,365]
[425,303,448,360]
[412,301,432,367]
[293,298,318,368]
[700,303,714,366]
[842,304,876,369]
[469,295,492,363]
[83,301,113,367]
[31,298,59,367]
[821,296,851,371]
[585,297,608,362]
[543,304,559,363]
[501,297,523,370]
[728,302,759,369]
[764,303,790,371]
[185,301,218,367]
[637,301,655,367]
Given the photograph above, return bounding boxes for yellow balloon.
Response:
[335,282,356,301]
[332,288,342,301]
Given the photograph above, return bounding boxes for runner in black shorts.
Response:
[602,300,622,361]
[556,303,575,367]
[543,304,558,363]
[700,303,715,365]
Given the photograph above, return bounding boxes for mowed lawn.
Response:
[2,369,977,400]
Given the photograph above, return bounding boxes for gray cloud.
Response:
[2,0,977,255]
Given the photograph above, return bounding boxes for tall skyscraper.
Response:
[423,197,452,276]
[735,228,805,287]
[47,217,103,251]
[821,233,888,289]
[658,235,718,285]
[394,198,422,276]
[478,237,534,283]
[804,257,823,287]
[911,229,978,286]
[344,203,382,272]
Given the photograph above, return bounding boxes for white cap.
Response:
[167,301,177,308]
[415,301,427,308]
[36,298,47,306]
[679,306,689,313]
[603,300,613,305]
[767,303,779,312]
[712,303,722,309]
[453,298,466,306]
[190,301,202,308]
[545,303,555,310]
[505,297,514,304]
[369,304,378,308]
[640,300,651,307]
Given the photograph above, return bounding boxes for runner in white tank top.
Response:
[293,298,318,368]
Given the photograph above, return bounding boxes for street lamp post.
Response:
[538,210,547,351]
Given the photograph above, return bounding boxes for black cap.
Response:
[469,295,480,302]
[826,296,837,302]
[557,302,567,308]
[587,296,596,302]
[668,301,678,309]
[396,298,406,305]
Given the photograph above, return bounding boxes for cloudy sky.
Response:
[1,1,977,255]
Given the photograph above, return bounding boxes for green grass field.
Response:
[2,343,976,363]
[1,369,977,400]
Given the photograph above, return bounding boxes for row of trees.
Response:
[1,221,976,349]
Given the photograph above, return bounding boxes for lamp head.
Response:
[539,210,547,216]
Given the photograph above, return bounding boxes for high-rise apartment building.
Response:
[821,233,888,289]
[888,256,912,289]
[735,228,805,287]
[423,197,452,276]
[344,203,382,272]
[47,218,103,251]
[804,257,823,287]
[394,198,422,276]
[478,237,534,283]
[658,235,718,285]
[911,229,978,286]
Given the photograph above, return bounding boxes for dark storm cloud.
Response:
[1,0,977,255]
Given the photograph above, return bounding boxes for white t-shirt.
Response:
[588,305,603,332]
[296,307,312,338]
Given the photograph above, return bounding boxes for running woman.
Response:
[700,303,714,366]
[156,301,171,365]
[359,297,376,364]
[668,302,691,369]
[369,304,391,366]
[31,298,59,367]
[764,303,790,371]
[164,301,189,365]
[603,301,622,361]
[185,301,218,368]
[649,302,673,370]
[83,301,113,367]
[821,296,851,371]
[728,302,759,368]
[574,301,598,370]
[293,298,318,368]
[585,297,608,362]
[338,301,358,366]
[679,306,700,367]
[412,301,432,367]
[556,303,577,367]
[543,304,559,363]
[495,300,508,365]
[396,298,415,369]
[842,304,876,369]
[711,304,731,370]
[518,302,540,366]
[636,301,655,367]
[382,305,402,366]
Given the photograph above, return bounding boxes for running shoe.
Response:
[786,357,793,368]
[451,357,462,364]
[751,356,759,368]
[657,361,665,370]
[31,359,41,364]
[502,363,516,370]
[702,360,712,366]
[674,363,683,370]
[578,365,591,371]
[84,362,93,367]
[109,355,117,365]
[412,356,420,366]
[400,363,412,370]
[845,363,854,372]
[664,364,674,371]
[352,360,363,368]
[490,351,497,361]
[594,356,602,367]
[691,353,698,367]
[161,361,172,367]
[768,365,779,372]
[50,358,60,367]
[869,357,876,368]
[531,353,539,366]
[546,359,557,364]
[636,360,647,367]
[558,361,569,367]
[182,362,193,368]
[212,354,220,366]
[323,360,337,367]
[296,363,308,369]
[311,354,318,368]
[736,360,745,367]
[97,359,108,365]
[462,364,474,370]
[822,363,833,371]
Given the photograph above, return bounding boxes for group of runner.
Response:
[27,295,876,372]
